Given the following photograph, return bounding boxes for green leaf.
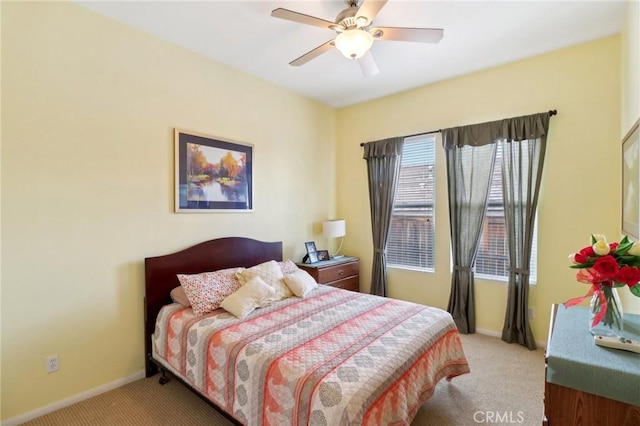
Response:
[630,284,640,298]
[620,236,630,245]
[569,264,592,269]
[619,257,640,267]
[591,235,597,244]
[616,254,634,262]
[616,242,634,256]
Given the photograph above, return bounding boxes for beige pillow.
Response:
[177,267,242,316]
[237,260,283,287]
[283,269,318,298]
[220,276,275,319]
[170,286,191,307]
[237,260,292,300]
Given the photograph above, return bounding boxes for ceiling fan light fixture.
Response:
[355,16,369,27]
[334,29,374,59]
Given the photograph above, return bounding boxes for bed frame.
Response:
[143,237,283,378]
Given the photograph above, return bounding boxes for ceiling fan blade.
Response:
[271,8,335,30]
[374,27,444,43]
[358,51,379,77]
[355,0,388,25]
[289,40,335,66]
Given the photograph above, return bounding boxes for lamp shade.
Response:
[334,29,374,59]
[323,220,346,238]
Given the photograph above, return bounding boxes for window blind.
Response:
[387,134,436,270]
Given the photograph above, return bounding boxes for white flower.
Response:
[593,240,610,256]
[592,234,607,243]
[568,253,578,263]
[629,242,640,257]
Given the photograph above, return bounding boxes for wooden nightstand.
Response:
[297,257,359,292]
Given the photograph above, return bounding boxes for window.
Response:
[387,134,436,270]
[475,143,538,283]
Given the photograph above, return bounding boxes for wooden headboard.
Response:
[144,237,283,376]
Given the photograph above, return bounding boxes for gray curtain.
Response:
[363,137,404,297]
[443,136,496,334]
[443,111,551,342]
[500,112,550,350]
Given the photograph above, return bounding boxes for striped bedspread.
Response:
[152,285,469,425]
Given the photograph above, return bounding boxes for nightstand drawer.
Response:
[314,260,359,284]
[327,275,359,292]
[297,257,360,293]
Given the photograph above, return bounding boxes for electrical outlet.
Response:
[528,307,535,319]
[46,355,59,373]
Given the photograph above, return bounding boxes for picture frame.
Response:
[622,119,639,240]
[175,129,253,212]
[307,251,319,263]
[305,241,317,254]
[317,250,330,261]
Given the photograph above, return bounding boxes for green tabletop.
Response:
[297,256,358,268]
[546,306,640,406]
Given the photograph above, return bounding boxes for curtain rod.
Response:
[359,109,558,146]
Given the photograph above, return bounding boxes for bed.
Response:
[144,237,470,425]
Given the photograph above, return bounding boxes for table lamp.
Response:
[323,219,346,259]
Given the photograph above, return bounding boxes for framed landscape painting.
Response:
[175,129,253,212]
[622,119,639,240]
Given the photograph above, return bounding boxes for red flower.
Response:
[573,246,596,264]
[580,246,595,257]
[574,253,589,263]
[610,242,619,252]
[616,266,640,287]
[592,255,619,280]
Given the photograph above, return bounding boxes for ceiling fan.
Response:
[271,0,444,77]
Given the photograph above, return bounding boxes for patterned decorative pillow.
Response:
[178,267,242,316]
[237,260,292,300]
[283,269,318,298]
[220,276,276,319]
[279,259,299,274]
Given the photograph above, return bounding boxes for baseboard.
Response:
[476,327,546,349]
[2,370,145,426]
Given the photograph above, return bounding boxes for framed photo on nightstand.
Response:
[305,241,317,254]
[317,250,330,261]
[303,241,319,263]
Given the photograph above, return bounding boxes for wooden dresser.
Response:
[544,304,640,425]
[297,257,359,292]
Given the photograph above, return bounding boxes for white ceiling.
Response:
[76,0,627,108]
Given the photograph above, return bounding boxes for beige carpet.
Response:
[21,333,544,426]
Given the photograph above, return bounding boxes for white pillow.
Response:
[220,276,276,319]
[237,260,292,300]
[283,269,318,298]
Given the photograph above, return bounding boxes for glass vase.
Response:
[589,283,624,337]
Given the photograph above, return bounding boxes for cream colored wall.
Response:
[336,36,625,344]
[0,0,4,414]
[621,0,639,133]
[620,0,640,313]
[1,2,336,420]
